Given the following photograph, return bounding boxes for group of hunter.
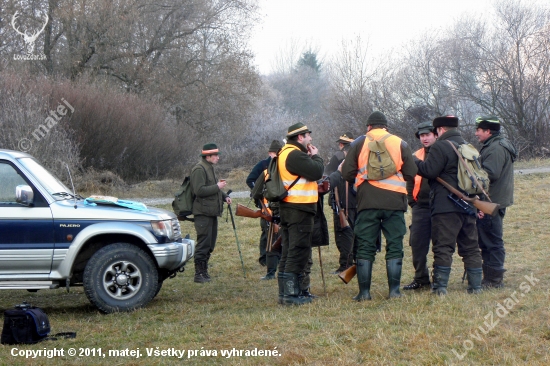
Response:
[186,111,516,305]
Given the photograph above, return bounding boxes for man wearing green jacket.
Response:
[191,143,231,283]
[277,122,324,305]
[475,116,517,288]
[342,111,417,301]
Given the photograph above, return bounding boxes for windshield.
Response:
[18,157,73,199]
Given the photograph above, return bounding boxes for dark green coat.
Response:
[479,134,516,208]
[415,129,470,215]
[342,131,417,212]
[190,159,227,217]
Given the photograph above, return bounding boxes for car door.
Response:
[0,160,54,274]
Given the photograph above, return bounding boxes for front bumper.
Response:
[148,237,195,271]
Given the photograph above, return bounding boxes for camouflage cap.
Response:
[475,115,501,131]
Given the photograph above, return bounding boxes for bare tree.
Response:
[447,0,550,156]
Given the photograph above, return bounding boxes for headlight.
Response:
[151,220,175,240]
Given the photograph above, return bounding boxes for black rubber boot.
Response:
[300,288,318,299]
[194,261,210,283]
[386,258,403,298]
[466,267,483,294]
[277,272,284,305]
[353,259,372,301]
[283,273,312,306]
[431,265,451,295]
[482,264,506,289]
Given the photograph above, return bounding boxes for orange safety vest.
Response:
[355,129,406,194]
[278,145,318,204]
[412,148,426,201]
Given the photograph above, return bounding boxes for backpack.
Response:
[263,148,301,202]
[448,141,490,196]
[172,166,205,221]
[366,133,397,180]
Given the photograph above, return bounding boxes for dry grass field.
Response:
[0,170,549,365]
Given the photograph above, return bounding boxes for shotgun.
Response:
[235,203,273,222]
[436,177,499,216]
[338,265,356,284]
[334,186,349,228]
[270,235,282,252]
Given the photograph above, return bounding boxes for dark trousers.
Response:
[408,205,431,283]
[477,208,506,269]
[299,251,314,290]
[332,208,356,269]
[431,213,481,268]
[355,209,405,262]
[194,215,218,262]
[259,218,268,265]
[277,206,314,275]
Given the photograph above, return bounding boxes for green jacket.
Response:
[191,158,227,217]
[342,130,417,212]
[479,133,516,208]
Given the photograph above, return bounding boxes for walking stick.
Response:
[318,246,327,296]
[227,190,246,278]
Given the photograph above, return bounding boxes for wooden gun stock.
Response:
[334,186,350,228]
[436,177,500,216]
[235,203,273,222]
[338,265,356,284]
[270,235,282,252]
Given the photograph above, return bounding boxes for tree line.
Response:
[0,0,548,183]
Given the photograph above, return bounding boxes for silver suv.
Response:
[0,149,194,313]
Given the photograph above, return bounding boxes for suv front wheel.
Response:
[83,243,159,313]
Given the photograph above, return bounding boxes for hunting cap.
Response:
[475,115,501,131]
[201,143,221,157]
[286,122,311,138]
[433,115,459,128]
[415,121,435,139]
[366,111,388,126]
[336,132,354,144]
[268,139,283,152]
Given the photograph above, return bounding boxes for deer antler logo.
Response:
[11,11,49,55]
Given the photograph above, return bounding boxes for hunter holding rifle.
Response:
[403,122,437,291]
[342,111,417,301]
[326,133,357,274]
[414,116,483,295]
[246,140,283,280]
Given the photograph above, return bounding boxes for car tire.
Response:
[83,243,158,313]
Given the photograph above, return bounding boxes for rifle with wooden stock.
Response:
[333,186,349,228]
[235,203,274,222]
[436,177,500,216]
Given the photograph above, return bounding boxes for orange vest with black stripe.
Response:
[355,129,406,194]
[412,148,426,201]
[278,145,318,204]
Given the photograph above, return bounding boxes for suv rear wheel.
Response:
[83,243,158,313]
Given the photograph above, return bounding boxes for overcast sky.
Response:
[249,0,496,75]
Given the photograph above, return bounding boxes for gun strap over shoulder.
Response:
[447,140,492,202]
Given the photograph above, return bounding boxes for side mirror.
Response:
[16,185,34,206]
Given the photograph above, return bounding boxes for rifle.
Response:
[235,203,273,222]
[436,177,499,216]
[333,186,349,228]
[338,264,356,284]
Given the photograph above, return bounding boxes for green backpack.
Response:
[172,165,205,221]
[366,133,397,181]
[172,176,194,221]
[448,141,490,196]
